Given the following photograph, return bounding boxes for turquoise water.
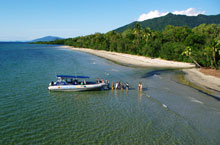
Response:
[1,43,220,144]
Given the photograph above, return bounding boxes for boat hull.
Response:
[48,83,106,91]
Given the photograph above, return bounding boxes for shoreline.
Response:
[61,45,220,92]
[183,68,220,92]
[61,46,195,68]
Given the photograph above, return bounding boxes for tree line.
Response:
[35,23,220,69]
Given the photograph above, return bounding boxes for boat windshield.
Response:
[53,75,91,86]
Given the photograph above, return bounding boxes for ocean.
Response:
[1,43,220,144]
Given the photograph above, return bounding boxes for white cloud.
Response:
[137,8,206,21]
[138,10,168,21]
[173,8,205,16]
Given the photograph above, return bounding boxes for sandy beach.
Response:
[183,68,220,92]
[61,46,220,92]
[61,46,195,68]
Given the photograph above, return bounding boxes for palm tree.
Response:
[182,46,201,68]
[142,27,151,42]
[133,23,142,54]
[210,39,220,69]
[134,23,142,35]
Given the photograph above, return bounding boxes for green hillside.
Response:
[114,13,220,32]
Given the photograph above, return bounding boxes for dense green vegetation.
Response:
[36,24,220,69]
[114,13,220,32]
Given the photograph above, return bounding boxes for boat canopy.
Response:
[56,75,89,79]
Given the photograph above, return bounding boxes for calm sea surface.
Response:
[1,43,220,144]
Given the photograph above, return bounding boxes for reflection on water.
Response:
[138,91,143,101]
[1,43,220,144]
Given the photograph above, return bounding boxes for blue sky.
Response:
[0,0,219,41]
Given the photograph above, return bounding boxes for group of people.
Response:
[111,81,129,90]
[96,78,143,91]
[96,78,110,89]
[80,80,87,85]
[73,79,86,85]
[96,78,105,84]
[55,78,85,85]
[112,81,143,91]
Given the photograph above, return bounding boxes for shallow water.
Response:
[1,43,220,144]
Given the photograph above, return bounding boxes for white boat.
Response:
[48,75,106,91]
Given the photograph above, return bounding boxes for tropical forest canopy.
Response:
[36,24,220,69]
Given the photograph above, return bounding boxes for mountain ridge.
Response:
[114,13,220,32]
[30,36,63,42]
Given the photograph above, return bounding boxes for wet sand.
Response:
[183,68,220,92]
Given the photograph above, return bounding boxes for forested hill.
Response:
[114,13,220,32]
